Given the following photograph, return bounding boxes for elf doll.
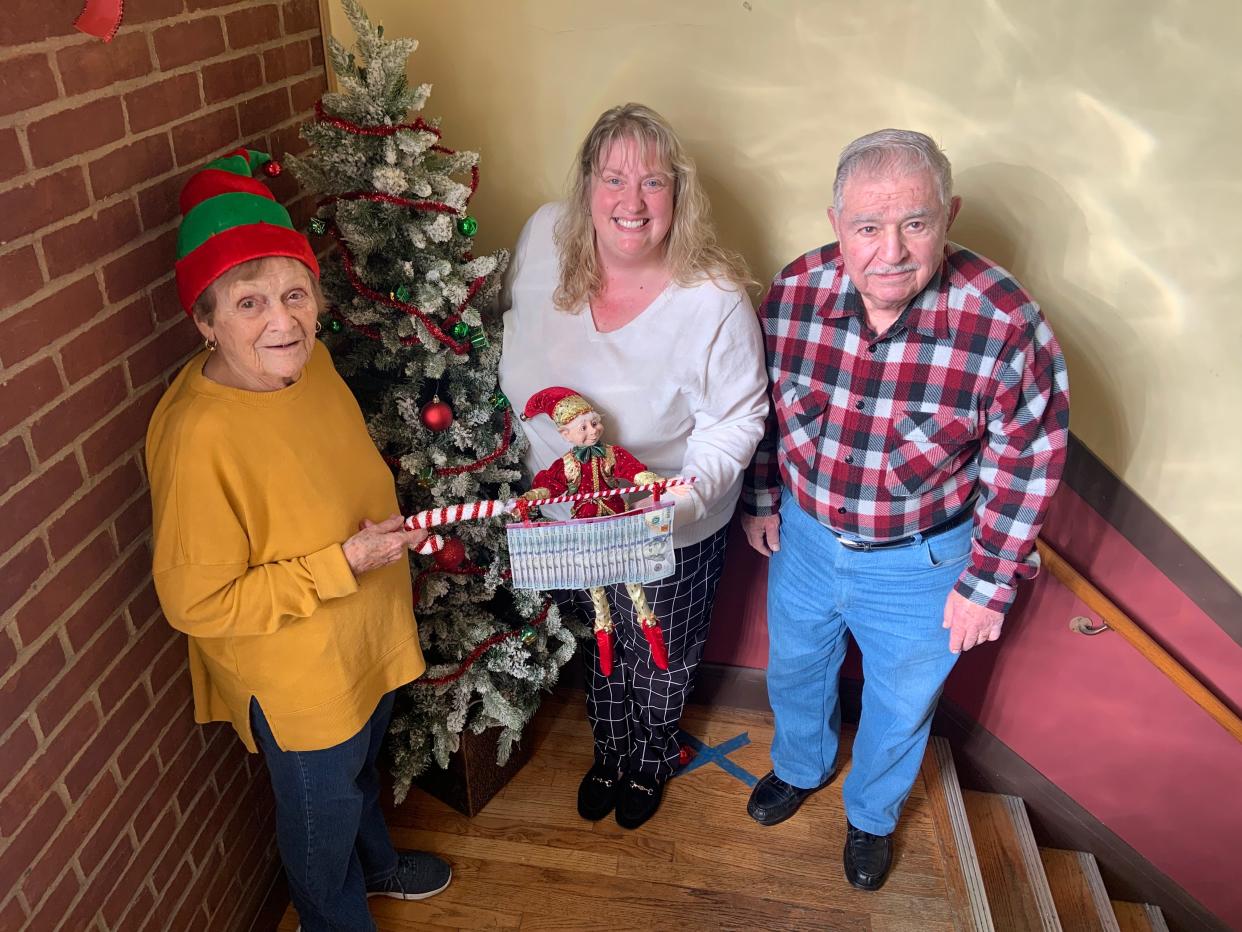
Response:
[520,386,670,676]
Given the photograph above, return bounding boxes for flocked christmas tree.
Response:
[288,0,581,801]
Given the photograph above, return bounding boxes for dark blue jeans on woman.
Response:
[250,692,400,932]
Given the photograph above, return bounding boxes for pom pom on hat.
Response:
[174,148,319,316]
[522,386,596,427]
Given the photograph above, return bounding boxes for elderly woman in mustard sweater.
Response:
[146,149,448,931]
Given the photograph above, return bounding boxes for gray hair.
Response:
[832,129,953,214]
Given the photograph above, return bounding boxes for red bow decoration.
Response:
[75,0,124,41]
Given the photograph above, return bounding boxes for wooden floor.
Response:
[277,693,957,931]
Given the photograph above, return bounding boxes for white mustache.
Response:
[868,264,918,275]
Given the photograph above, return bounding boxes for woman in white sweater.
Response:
[499,103,768,829]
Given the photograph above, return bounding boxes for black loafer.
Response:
[843,822,893,891]
[577,762,621,821]
[614,772,665,830]
[747,769,837,826]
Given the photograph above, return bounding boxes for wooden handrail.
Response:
[1035,538,1242,743]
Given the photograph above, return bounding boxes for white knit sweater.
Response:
[498,202,769,546]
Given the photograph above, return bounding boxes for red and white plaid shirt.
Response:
[743,242,1070,613]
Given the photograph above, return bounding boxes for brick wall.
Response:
[0,2,327,929]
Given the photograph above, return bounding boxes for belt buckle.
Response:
[837,537,873,552]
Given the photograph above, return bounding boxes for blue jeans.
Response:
[765,497,970,835]
[250,693,400,932]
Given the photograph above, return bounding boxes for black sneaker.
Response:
[367,851,452,900]
[577,761,622,821]
[746,769,837,826]
[843,822,893,891]
[614,772,665,830]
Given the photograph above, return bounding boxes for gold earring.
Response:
[204,337,217,352]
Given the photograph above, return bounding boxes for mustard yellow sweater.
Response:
[146,341,425,752]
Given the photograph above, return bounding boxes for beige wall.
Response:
[323,0,1242,588]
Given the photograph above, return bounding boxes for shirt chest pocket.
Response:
[775,380,830,474]
[884,409,978,497]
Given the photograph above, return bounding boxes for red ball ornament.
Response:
[433,538,467,571]
[420,398,454,432]
[263,160,283,177]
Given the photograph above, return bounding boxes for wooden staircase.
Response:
[922,736,1171,931]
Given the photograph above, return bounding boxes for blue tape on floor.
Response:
[677,730,759,787]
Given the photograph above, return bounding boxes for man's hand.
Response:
[741,513,781,556]
[942,589,1004,653]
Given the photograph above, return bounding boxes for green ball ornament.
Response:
[519,625,537,646]
[451,321,471,339]
[489,390,509,410]
[395,284,411,302]
[309,217,327,235]
[456,216,478,237]
[327,317,343,334]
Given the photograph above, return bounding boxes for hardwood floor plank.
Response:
[389,828,622,876]
[277,700,954,931]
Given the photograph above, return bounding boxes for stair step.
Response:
[1039,848,1120,932]
[1111,901,1171,932]
[920,737,994,932]
[963,790,1062,932]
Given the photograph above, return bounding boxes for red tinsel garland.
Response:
[315,161,478,215]
[329,225,478,354]
[313,103,479,204]
[322,191,457,215]
[433,408,513,477]
[329,309,418,346]
[314,100,441,139]
[413,564,488,604]
[413,586,549,688]
[374,402,513,478]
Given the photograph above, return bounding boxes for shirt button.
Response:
[837,506,847,514]
[867,344,877,354]
[844,454,854,464]
[854,400,864,410]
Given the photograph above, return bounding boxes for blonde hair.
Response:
[553,103,752,312]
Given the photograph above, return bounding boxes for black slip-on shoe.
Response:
[577,761,622,821]
[746,769,837,826]
[843,821,893,891]
[614,772,665,830]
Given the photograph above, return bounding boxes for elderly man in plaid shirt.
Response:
[741,129,1069,891]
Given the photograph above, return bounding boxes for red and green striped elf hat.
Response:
[174,148,319,316]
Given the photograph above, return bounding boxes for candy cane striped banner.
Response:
[404,498,511,530]
[530,476,695,510]
[402,477,694,531]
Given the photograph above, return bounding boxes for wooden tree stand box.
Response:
[388,726,535,818]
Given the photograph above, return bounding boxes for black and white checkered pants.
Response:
[557,526,729,779]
